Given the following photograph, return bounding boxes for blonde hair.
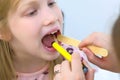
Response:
[0,0,63,80]
[0,0,20,80]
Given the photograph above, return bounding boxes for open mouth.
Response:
[42,30,61,50]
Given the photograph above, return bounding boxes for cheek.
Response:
[59,11,63,24]
[54,7,64,32]
[54,6,63,23]
[11,19,40,38]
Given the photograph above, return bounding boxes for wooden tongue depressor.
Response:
[57,35,108,57]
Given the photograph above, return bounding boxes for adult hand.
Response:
[54,53,94,80]
[79,32,120,72]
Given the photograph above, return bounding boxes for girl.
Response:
[0,0,94,80]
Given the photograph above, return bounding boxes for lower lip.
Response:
[43,41,62,53]
[43,45,57,52]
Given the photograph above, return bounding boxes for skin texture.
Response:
[7,0,63,73]
[79,32,120,72]
[54,53,94,80]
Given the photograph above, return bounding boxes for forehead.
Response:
[17,0,56,9]
[17,0,43,10]
[18,0,42,6]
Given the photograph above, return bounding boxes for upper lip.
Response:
[41,26,61,40]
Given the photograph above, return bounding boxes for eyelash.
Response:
[27,9,37,16]
[48,1,56,7]
[25,1,56,16]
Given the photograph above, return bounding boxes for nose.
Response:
[42,7,58,26]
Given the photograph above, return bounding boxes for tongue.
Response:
[42,34,55,48]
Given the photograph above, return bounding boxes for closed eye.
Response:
[27,9,37,16]
[48,1,56,7]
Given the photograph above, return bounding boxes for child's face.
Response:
[8,0,63,61]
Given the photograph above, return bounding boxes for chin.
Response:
[45,53,60,61]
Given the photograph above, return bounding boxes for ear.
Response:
[0,27,12,41]
[0,33,12,41]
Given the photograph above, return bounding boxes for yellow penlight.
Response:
[52,42,72,62]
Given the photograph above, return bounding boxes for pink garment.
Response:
[61,43,88,61]
[16,64,49,80]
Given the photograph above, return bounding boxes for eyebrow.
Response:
[18,0,40,10]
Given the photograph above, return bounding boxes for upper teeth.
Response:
[50,30,58,35]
